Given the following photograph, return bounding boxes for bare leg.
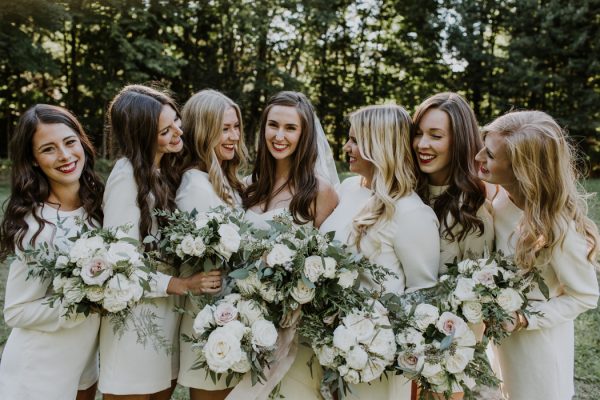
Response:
[103,394,150,400]
[190,387,233,400]
[76,382,98,400]
[149,380,178,400]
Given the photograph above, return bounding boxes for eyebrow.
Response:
[37,134,77,151]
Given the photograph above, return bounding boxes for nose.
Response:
[275,128,285,140]
[475,148,485,162]
[416,135,430,150]
[173,123,183,136]
[231,127,240,141]
[56,145,69,160]
[342,140,351,153]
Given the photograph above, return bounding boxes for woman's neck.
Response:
[503,183,526,210]
[275,158,292,182]
[46,185,81,211]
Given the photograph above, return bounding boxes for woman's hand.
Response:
[279,307,302,328]
[167,269,223,295]
[501,311,528,333]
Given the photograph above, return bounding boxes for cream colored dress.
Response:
[428,185,494,274]
[492,187,599,400]
[245,208,324,399]
[176,168,241,389]
[0,205,99,399]
[320,176,441,400]
[99,158,181,394]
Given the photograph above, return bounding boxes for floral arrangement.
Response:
[183,293,278,386]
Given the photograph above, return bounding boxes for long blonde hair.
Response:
[351,104,416,246]
[484,110,599,269]
[181,89,248,205]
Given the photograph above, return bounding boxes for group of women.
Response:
[0,83,597,400]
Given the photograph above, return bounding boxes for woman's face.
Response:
[156,105,183,164]
[32,123,85,191]
[264,105,302,161]
[412,108,452,186]
[215,107,241,163]
[343,128,374,181]
[475,130,517,187]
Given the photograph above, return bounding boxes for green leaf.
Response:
[229,269,250,279]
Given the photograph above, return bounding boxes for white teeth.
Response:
[273,143,288,150]
[419,154,435,160]
[58,162,76,172]
[223,144,234,150]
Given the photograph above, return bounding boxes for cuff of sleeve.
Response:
[525,313,539,330]
[153,272,171,297]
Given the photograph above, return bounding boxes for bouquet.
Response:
[183,293,278,386]
[152,206,251,272]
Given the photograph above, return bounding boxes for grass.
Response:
[0,176,598,399]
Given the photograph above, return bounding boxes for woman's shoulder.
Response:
[180,168,211,187]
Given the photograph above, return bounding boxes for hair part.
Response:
[350,104,416,247]
[483,110,599,269]
[0,104,104,260]
[242,91,319,224]
[412,92,486,242]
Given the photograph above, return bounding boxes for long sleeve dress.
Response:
[492,187,599,400]
[98,158,181,394]
[319,176,441,399]
[0,205,100,399]
[175,168,241,389]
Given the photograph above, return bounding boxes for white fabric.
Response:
[0,205,99,399]
[320,176,441,399]
[492,187,599,400]
[176,168,241,389]
[99,158,181,394]
[313,115,340,188]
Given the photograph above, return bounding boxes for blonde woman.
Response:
[320,104,440,399]
[475,110,599,400]
[175,89,248,400]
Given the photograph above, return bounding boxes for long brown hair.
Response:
[181,89,247,204]
[0,104,104,260]
[412,92,486,242]
[242,91,318,224]
[107,84,181,240]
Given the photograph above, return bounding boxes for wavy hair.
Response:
[483,110,599,269]
[108,84,181,240]
[350,104,416,246]
[242,91,318,224]
[412,92,486,242]
[0,104,104,260]
[181,89,247,204]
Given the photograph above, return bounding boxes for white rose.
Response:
[231,352,252,373]
[251,319,278,348]
[69,236,105,263]
[343,368,360,384]
[323,257,337,279]
[368,328,397,362]
[346,346,368,370]
[421,362,444,378]
[52,275,68,292]
[224,320,248,341]
[303,255,325,283]
[80,255,113,286]
[338,364,349,376]
[106,241,141,265]
[343,313,375,343]
[396,327,425,347]
[316,345,337,367]
[63,277,85,304]
[333,325,357,352]
[290,280,315,304]
[461,301,483,324]
[55,255,70,269]
[445,347,474,374]
[436,312,470,339]
[497,287,524,313]
[453,277,478,302]
[180,235,195,256]
[223,293,241,304]
[86,286,105,302]
[193,305,216,335]
[236,272,261,296]
[455,328,477,347]
[360,359,386,383]
[237,299,265,325]
[265,244,295,267]
[194,213,209,229]
[216,224,241,259]
[457,259,478,274]
[472,267,499,288]
[259,283,277,303]
[214,302,239,326]
[337,269,358,289]
[413,304,440,331]
[397,350,425,373]
[192,237,206,257]
[102,274,135,312]
[203,328,243,373]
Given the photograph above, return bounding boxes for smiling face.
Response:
[264,105,302,161]
[216,107,240,163]
[475,130,517,187]
[156,104,183,165]
[343,127,374,182]
[32,123,85,191]
[412,108,452,186]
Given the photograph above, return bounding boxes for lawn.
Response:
[0,176,598,399]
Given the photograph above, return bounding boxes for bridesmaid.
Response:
[320,104,440,399]
[0,105,103,399]
[176,89,248,399]
[241,91,338,398]
[476,110,599,400]
[412,92,494,274]
[100,85,221,400]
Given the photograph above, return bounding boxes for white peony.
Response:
[180,235,196,256]
[216,224,241,259]
[224,320,248,341]
[360,359,386,383]
[194,213,209,229]
[337,269,358,289]
[413,304,440,331]
[85,286,105,302]
[497,287,524,313]
[333,325,357,352]
[343,313,375,343]
[62,277,85,304]
[343,369,360,384]
[265,244,295,267]
[303,255,325,283]
[55,255,70,269]
[472,266,499,288]
[323,257,337,279]
[80,256,113,286]
[316,345,337,367]
[69,236,105,263]
[457,259,478,274]
[461,301,483,324]
[214,302,239,326]
[203,328,243,373]
[106,241,141,265]
[454,277,478,302]
[251,319,278,348]
[368,328,397,361]
[237,299,265,325]
[445,346,474,374]
[346,346,368,370]
[102,273,135,312]
[231,353,252,373]
[52,275,69,292]
[193,305,216,335]
[290,280,315,304]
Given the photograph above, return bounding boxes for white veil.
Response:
[313,115,340,187]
